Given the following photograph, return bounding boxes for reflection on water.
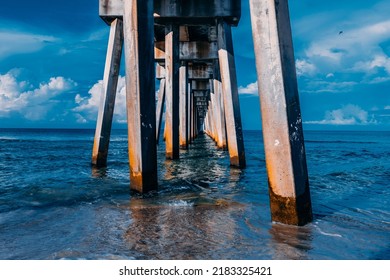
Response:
[91,166,108,178]
[269,223,313,260]
[125,197,242,259]
[124,134,246,259]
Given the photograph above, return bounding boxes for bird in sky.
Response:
[339,31,344,35]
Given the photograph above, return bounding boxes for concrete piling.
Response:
[217,20,246,168]
[123,0,158,192]
[249,0,312,225]
[94,0,312,226]
[164,24,180,159]
[92,18,123,167]
[155,77,166,143]
[179,63,189,149]
[213,65,227,150]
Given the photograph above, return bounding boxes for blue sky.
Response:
[0,0,389,130]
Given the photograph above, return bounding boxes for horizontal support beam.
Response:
[155,41,218,61]
[156,64,213,80]
[188,65,213,80]
[191,80,210,90]
[193,91,208,97]
[100,0,241,25]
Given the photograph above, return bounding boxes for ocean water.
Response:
[0,128,389,260]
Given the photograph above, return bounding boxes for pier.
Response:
[92,0,312,226]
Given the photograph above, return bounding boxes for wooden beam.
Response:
[249,0,312,225]
[123,0,157,192]
[218,20,246,168]
[92,18,124,167]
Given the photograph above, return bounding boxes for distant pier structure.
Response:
[92,0,312,226]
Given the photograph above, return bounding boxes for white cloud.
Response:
[0,31,57,60]
[82,28,109,43]
[296,59,317,77]
[305,104,377,125]
[238,82,258,95]
[367,77,390,84]
[326,73,334,79]
[295,3,390,85]
[75,113,88,124]
[302,80,358,94]
[305,20,390,63]
[73,76,127,123]
[385,106,390,110]
[0,70,76,120]
[352,54,390,75]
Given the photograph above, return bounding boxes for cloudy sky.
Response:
[0,0,389,130]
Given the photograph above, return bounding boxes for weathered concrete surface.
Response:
[99,0,124,24]
[156,78,166,143]
[189,90,194,142]
[179,63,189,149]
[164,24,180,159]
[218,21,246,168]
[156,63,165,79]
[154,0,241,24]
[92,18,124,167]
[193,90,208,97]
[213,70,227,150]
[123,0,158,192]
[187,82,192,143]
[155,41,218,61]
[191,80,209,90]
[188,64,213,80]
[250,0,312,225]
[100,0,241,25]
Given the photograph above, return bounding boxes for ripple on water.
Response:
[0,130,389,259]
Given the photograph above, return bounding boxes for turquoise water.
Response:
[0,129,389,259]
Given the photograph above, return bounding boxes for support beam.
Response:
[213,66,227,149]
[191,95,196,140]
[156,78,166,143]
[100,0,241,26]
[165,24,180,159]
[218,21,246,168]
[249,0,312,225]
[207,99,214,140]
[92,18,124,167]
[179,63,188,149]
[123,0,157,192]
[194,107,198,138]
[187,82,192,144]
[188,64,213,80]
[155,41,218,61]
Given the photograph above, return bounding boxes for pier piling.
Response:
[95,0,312,225]
[218,20,246,168]
[249,0,312,225]
[179,63,189,149]
[123,0,158,192]
[155,76,166,143]
[164,24,180,159]
[92,18,123,167]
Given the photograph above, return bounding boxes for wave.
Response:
[306,140,377,144]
